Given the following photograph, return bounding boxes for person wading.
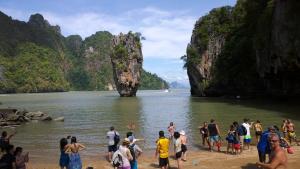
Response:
[208,119,221,152]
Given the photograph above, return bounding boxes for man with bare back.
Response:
[256,134,287,169]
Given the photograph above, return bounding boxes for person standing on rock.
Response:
[208,119,221,152]
[107,126,120,162]
[256,134,287,169]
[155,131,170,169]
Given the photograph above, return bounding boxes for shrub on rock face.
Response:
[110,32,143,97]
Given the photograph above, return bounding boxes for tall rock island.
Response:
[184,0,300,97]
[111,32,143,97]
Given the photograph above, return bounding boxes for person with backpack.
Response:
[0,144,16,169]
[107,126,120,162]
[226,125,236,154]
[233,121,247,153]
[242,118,254,150]
[114,138,133,169]
[128,136,142,169]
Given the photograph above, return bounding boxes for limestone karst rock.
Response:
[110,32,143,97]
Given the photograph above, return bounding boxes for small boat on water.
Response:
[164,89,169,93]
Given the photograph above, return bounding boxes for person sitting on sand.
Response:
[286,119,300,146]
[59,138,69,169]
[155,131,170,169]
[14,147,29,169]
[208,119,221,152]
[256,134,287,169]
[0,131,16,152]
[174,132,182,169]
[0,144,16,169]
[65,136,85,169]
[254,120,263,143]
[199,122,209,146]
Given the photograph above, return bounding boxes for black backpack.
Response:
[114,131,120,146]
[241,125,247,136]
[128,144,136,162]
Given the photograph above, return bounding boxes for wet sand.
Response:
[27,146,300,169]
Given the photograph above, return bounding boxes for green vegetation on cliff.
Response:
[140,70,168,90]
[184,0,300,96]
[0,11,168,93]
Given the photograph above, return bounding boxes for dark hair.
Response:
[170,122,173,126]
[233,121,239,126]
[210,119,215,123]
[274,125,280,131]
[5,144,14,154]
[126,132,133,138]
[14,147,22,156]
[159,131,164,137]
[174,132,180,139]
[244,118,249,122]
[1,131,7,137]
[256,120,261,123]
[71,136,77,144]
[60,138,68,150]
[230,125,235,130]
[110,126,114,131]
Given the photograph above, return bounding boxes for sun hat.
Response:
[179,130,186,136]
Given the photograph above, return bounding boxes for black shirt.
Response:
[0,153,16,169]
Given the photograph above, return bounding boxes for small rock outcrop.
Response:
[110,32,143,97]
[0,109,61,127]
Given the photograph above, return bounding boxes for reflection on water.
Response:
[0,90,300,162]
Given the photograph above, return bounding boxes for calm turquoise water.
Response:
[0,90,300,162]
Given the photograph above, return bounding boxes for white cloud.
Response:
[1,7,196,59]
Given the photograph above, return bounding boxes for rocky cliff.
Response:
[111,32,143,96]
[0,11,168,93]
[185,0,300,97]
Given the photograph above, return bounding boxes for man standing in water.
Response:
[256,134,287,169]
[155,131,170,169]
[208,119,221,152]
[106,126,119,162]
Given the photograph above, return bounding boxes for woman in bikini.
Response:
[65,136,86,169]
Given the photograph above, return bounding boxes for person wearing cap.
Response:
[128,136,142,169]
[118,138,133,169]
[256,134,287,169]
[180,130,187,161]
[257,126,276,163]
[155,131,170,169]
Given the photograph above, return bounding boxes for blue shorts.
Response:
[244,139,251,143]
[210,135,219,143]
[130,160,138,169]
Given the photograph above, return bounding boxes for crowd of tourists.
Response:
[0,118,299,169]
[0,131,29,169]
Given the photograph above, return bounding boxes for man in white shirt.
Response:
[242,118,253,150]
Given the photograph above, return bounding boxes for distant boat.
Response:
[164,89,169,93]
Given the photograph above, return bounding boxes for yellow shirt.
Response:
[156,137,169,158]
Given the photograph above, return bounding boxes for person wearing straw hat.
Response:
[118,138,133,169]
[180,130,187,161]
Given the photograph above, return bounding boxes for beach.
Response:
[27,146,300,169]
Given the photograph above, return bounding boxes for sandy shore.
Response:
[26,146,300,169]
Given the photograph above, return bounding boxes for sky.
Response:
[0,0,237,85]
